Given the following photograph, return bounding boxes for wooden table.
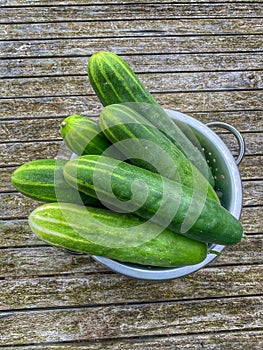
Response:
[1,1,263,348]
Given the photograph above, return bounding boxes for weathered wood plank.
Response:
[1,203,261,249]
[0,219,41,247]
[0,118,62,143]
[3,0,263,5]
[220,233,263,265]
[1,91,262,121]
[0,246,94,278]
[2,330,263,350]
[0,234,261,278]
[0,1,261,349]
[0,192,40,219]
[0,296,262,345]
[159,91,263,113]
[3,0,263,6]
[2,18,262,41]
[213,132,263,158]
[0,246,105,278]
[219,132,263,156]
[3,70,262,98]
[191,110,263,132]
[239,155,263,180]
[242,180,263,206]
[3,0,177,5]
[2,53,263,78]
[0,140,65,167]
[1,167,23,193]
[1,3,262,24]
[1,35,262,59]
[0,264,262,310]
[0,95,101,120]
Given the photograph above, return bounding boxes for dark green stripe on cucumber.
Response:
[63,155,243,246]
[60,114,123,159]
[29,202,208,267]
[11,159,101,206]
[99,103,219,203]
[87,51,215,186]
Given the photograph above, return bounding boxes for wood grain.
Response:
[3,0,263,6]
[0,219,41,247]
[2,35,262,59]
[0,296,262,345]
[3,70,262,99]
[220,132,263,156]
[2,53,263,78]
[1,1,262,348]
[1,90,262,121]
[1,3,263,24]
[2,18,262,41]
[2,330,263,350]
[0,264,262,310]
[191,110,263,132]
[0,118,62,142]
[0,246,105,278]
[0,140,66,167]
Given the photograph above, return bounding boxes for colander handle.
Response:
[206,122,245,165]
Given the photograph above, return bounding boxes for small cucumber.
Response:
[99,103,219,203]
[60,114,123,159]
[87,51,215,186]
[29,202,208,267]
[63,155,243,246]
[11,159,101,206]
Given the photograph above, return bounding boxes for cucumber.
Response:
[28,202,208,267]
[87,51,214,186]
[11,159,101,206]
[99,103,219,203]
[60,114,122,159]
[63,155,243,246]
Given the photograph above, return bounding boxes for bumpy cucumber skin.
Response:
[87,51,215,186]
[88,52,157,106]
[60,115,122,159]
[100,104,219,203]
[63,155,243,246]
[11,159,101,206]
[29,202,208,267]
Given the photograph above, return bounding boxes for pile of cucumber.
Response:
[11,52,244,268]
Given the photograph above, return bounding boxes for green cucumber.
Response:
[29,202,208,267]
[11,159,101,206]
[63,155,243,246]
[99,103,219,203]
[60,114,123,159]
[87,51,214,186]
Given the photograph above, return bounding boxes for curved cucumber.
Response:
[100,103,219,203]
[60,114,122,159]
[63,155,243,246]
[11,159,101,206]
[29,202,208,267]
[87,51,214,186]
